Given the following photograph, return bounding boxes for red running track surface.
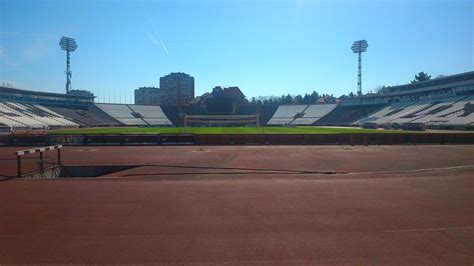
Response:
[0,145,473,264]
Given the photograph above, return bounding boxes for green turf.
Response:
[48,126,413,135]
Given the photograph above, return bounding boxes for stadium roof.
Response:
[359,71,474,99]
[0,86,94,99]
[384,71,474,92]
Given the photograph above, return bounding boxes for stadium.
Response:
[1,69,473,264]
[1,1,474,264]
[0,70,473,140]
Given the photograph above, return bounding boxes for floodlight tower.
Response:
[59,36,78,94]
[351,39,368,96]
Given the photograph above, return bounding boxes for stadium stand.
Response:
[356,95,474,127]
[95,104,148,126]
[358,101,418,125]
[46,105,121,126]
[315,104,386,126]
[127,105,172,126]
[94,104,172,126]
[291,104,337,125]
[0,101,77,129]
[0,107,28,128]
[267,105,307,125]
[418,95,474,126]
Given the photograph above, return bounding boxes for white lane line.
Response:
[123,255,471,265]
[349,164,474,175]
[0,227,472,238]
[383,226,474,233]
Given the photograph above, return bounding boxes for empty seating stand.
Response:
[46,105,121,126]
[411,95,473,126]
[95,104,147,126]
[356,96,474,127]
[358,101,416,125]
[267,105,307,125]
[291,104,337,125]
[0,101,78,130]
[127,105,172,126]
[315,104,386,126]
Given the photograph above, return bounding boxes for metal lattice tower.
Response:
[351,40,368,96]
[59,37,78,94]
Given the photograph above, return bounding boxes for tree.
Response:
[324,94,336,104]
[294,95,303,104]
[411,72,431,83]
[303,93,310,104]
[310,91,319,103]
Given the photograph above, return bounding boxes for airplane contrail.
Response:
[147,16,169,55]
[159,39,169,55]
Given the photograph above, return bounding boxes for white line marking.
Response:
[348,165,474,175]
[383,226,474,233]
[0,227,472,238]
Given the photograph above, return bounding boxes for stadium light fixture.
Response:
[59,36,78,94]
[351,39,368,96]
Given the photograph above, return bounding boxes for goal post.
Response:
[183,114,261,132]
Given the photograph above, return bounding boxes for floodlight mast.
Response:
[351,40,368,96]
[59,37,78,94]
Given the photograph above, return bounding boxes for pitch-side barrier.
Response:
[1,133,474,146]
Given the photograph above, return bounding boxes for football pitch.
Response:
[48,126,411,135]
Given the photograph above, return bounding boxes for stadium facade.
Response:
[0,71,473,131]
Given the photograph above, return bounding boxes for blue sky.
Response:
[0,0,472,103]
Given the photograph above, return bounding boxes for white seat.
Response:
[291,104,337,125]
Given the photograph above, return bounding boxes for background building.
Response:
[135,87,160,105]
[191,86,246,113]
[159,72,194,106]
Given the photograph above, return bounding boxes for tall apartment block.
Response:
[159,72,195,106]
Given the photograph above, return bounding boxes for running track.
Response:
[0,145,473,264]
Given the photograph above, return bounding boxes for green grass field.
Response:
[48,126,413,135]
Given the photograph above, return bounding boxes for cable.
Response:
[139,163,341,175]
[123,171,339,177]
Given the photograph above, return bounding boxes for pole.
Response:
[357,52,362,96]
[66,50,71,94]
